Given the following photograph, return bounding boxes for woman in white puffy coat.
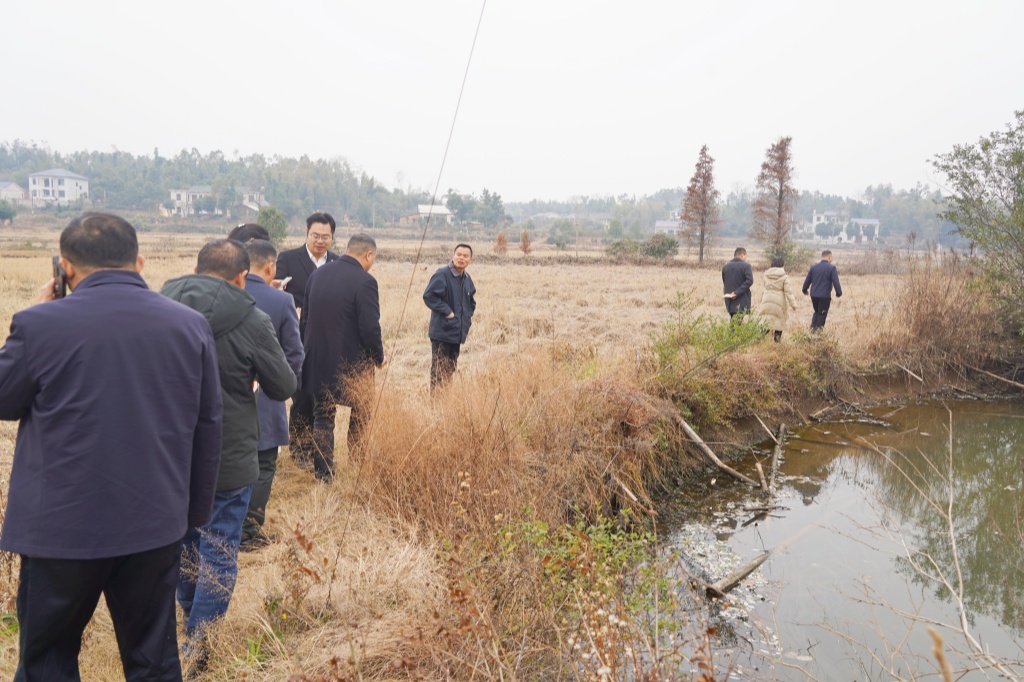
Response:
[758,257,798,342]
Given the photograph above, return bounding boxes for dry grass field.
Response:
[0,224,1009,680]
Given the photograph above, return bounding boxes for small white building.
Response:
[0,181,28,206]
[28,169,89,206]
[654,220,681,235]
[399,204,453,225]
[167,186,265,216]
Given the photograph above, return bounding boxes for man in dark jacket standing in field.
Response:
[722,246,754,318]
[276,212,339,468]
[301,233,385,481]
[802,249,843,331]
[161,239,296,668]
[423,243,477,390]
[0,213,223,681]
[241,239,304,551]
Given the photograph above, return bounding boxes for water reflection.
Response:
[667,400,1024,679]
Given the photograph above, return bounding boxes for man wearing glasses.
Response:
[275,212,340,322]
[275,212,339,468]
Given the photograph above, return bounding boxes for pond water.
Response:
[667,400,1024,680]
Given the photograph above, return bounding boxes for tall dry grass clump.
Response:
[869,250,1006,374]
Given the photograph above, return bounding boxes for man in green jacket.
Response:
[161,239,296,671]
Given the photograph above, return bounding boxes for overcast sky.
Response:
[4,0,1022,202]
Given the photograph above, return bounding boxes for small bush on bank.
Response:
[606,238,642,262]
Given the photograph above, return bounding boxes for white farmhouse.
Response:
[0,181,29,206]
[28,169,89,206]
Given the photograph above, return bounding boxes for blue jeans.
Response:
[176,485,252,638]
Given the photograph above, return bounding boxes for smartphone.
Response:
[52,255,68,299]
[280,276,293,290]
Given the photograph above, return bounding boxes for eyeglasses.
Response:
[309,234,333,242]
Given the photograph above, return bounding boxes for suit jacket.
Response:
[802,260,843,299]
[301,255,385,402]
[245,274,304,450]
[275,245,340,314]
[0,270,223,559]
[722,257,754,314]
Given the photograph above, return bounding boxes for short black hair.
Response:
[454,243,473,256]
[771,257,785,268]
[346,233,377,255]
[821,249,832,257]
[734,247,747,257]
[196,239,250,280]
[60,212,138,269]
[245,239,278,268]
[228,223,270,243]
[306,212,336,234]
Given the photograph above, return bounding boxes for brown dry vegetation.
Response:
[0,225,1016,680]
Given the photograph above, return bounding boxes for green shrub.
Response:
[641,233,679,259]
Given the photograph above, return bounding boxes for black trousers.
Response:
[810,296,832,330]
[311,394,365,481]
[430,340,461,390]
[243,447,279,533]
[15,540,183,682]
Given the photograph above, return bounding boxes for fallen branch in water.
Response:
[967,364,1024,391]
[768,424,785,494]
[707,551,771,598]
[675,415,758,488]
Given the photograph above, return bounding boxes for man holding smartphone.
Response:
[0,213,223,681]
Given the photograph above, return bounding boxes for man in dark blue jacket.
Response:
[802,249,843,331]
[0,213,223,681]
[721,247,754,318]
[423,243,477,390]
[241,239,304,551]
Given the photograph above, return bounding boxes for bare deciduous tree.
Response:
[750,136,799,258]
[680,145,721,263]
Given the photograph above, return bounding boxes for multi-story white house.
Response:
[0,181,28,206]
[28,169,89,206]
[168,186,265,216]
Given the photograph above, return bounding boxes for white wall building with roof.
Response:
[28,169,89,206]
[0,181,28,206]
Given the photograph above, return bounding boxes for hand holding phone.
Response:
[280,276,292,290]
[52,256,68,299]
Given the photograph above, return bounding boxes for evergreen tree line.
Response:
[1,140,954,242]
[0,141,428,225]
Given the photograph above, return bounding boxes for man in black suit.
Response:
[275,212,340,318]
[722,246,754,318]
[276,212,339,466]
[0,212,222,680]
[300,233,386,481]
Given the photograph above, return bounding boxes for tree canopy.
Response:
[932,110,1024,323]
[680,145,720,263]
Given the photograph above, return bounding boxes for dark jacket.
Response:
[0,270,222,559]
[722,257,754,314]
[275,245,340,314]
[245,274,304,450]
[301,255,384,401]
[802,260,843,299]
[424,263,477,345]
[161,274,297,491]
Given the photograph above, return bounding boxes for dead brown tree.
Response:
[680,145,721,264]
[750,136,799,261]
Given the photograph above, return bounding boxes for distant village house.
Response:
[398,204,453,226]
[165,186,266,217]
[29,169,89,207]
[0,181,29,206]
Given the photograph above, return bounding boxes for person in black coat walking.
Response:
[802,249,843,331]
[722,247,754,317]
[300,233,386,481]
[423,243,477,390]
